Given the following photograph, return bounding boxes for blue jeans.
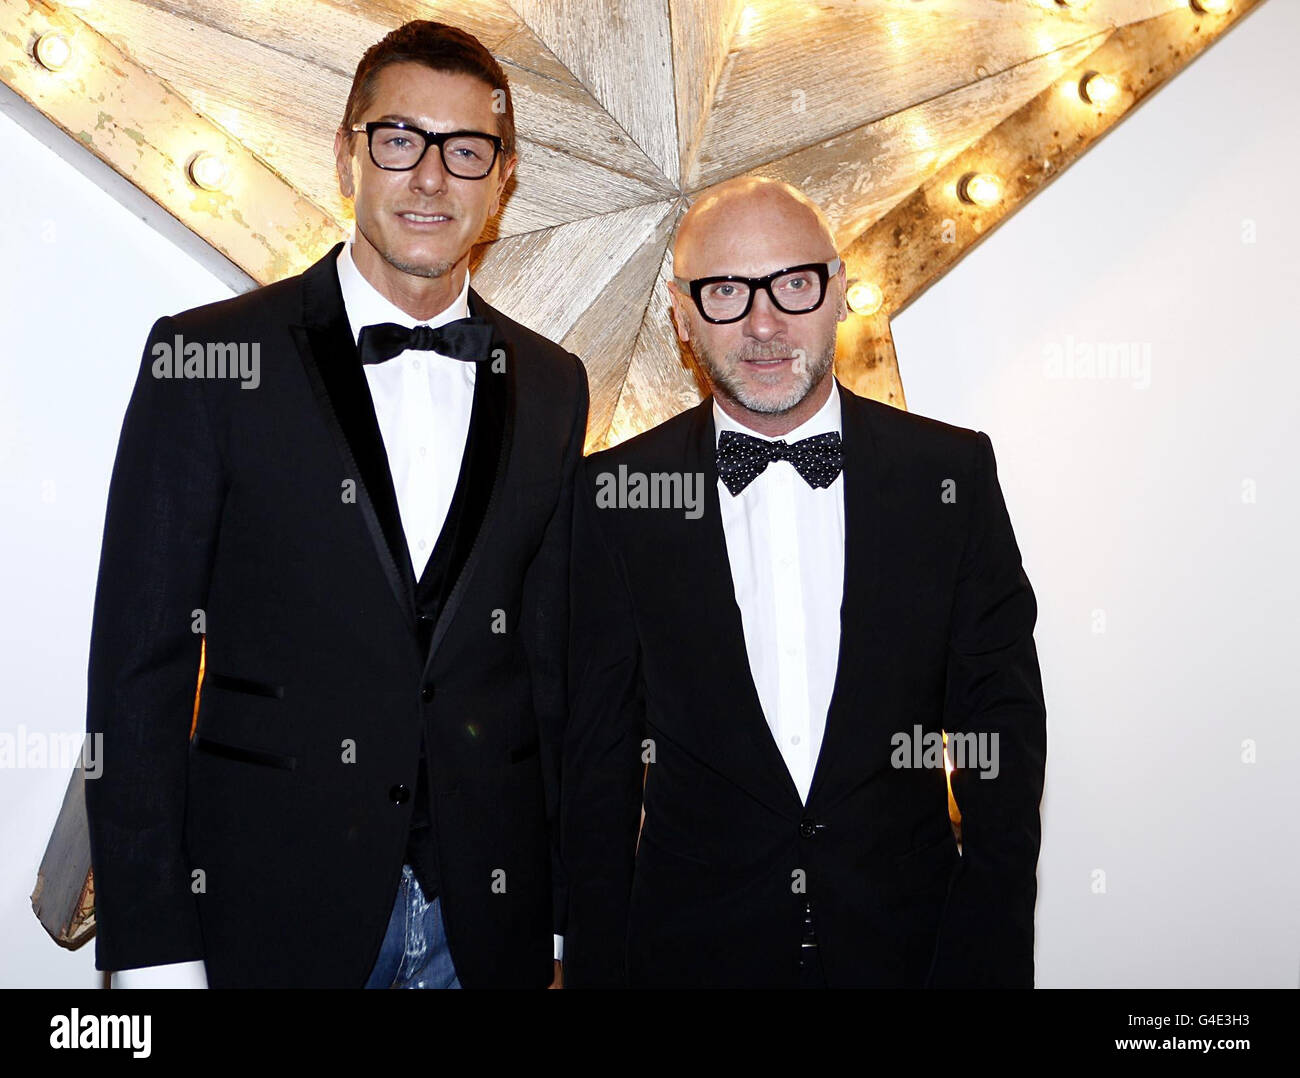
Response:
[364,864,461,989]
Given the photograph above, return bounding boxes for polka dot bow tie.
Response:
[716,429,844,496]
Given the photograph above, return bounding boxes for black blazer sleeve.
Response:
[520,358,589,940]
[927,430,1047,988]
[559,454,647,987]
[84,315,227,971]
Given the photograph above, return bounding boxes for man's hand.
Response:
[549,960,563,989]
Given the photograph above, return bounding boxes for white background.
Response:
[1,2,1296,988]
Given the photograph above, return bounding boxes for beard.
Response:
[358,220,458,279]
[382,250,457,279]
[693,334,836,415]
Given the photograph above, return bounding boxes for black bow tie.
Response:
[357,317,495,366]
[716,429,844,496]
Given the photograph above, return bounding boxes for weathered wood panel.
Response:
[0,0,343,282]
[690,0,1189,190]
[749,34,1104,246]
[510,0,678,185]
[840,1,1266,322]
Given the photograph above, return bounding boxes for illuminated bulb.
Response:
[34,31,71,71]
[845,280,883,316]
[1079,71,1118,106]
[187,151,229,192]
[1191,0,1231,12]
[958,172,1001,207]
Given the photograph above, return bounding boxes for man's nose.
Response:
[410,145,449,192]
[744,288,786,341]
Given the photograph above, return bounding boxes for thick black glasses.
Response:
[350,122,503,179]
[674,258,842,324]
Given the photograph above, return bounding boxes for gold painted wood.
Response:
[750,33,1106,247]
[688,0,1191,192]
[835,310,906,411]
[1,0,343,281]
[840,0,1266,323]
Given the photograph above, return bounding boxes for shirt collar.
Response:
[712,379,843,446]
[335,240,471,346]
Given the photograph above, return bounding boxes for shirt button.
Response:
[418,539,427,550]
[419,446,428,457]
[791,735,801,746]
[411,359,421,370]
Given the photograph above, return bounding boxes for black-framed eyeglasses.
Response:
[674,258,842,324]
[349,122,503,179]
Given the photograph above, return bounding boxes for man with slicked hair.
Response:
[86,20,585,988]
[562,177,1046,988]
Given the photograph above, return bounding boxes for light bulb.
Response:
[187,151,229,192]
[958,172,1001,207]
[846,280,883,316]
[34,31,71,71]
[1079,71,1118,106]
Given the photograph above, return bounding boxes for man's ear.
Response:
[835,260,849,322]
[667,282,693,345]
[334,127,355,200]
[490,153,518,218]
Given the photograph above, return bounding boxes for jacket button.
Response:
[799,819,818,839]
[420,686,434,702]
[389,784,410,804]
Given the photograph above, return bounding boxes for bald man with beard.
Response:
[560,178,1046,989]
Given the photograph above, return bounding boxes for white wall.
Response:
[1,2,1295,988]
[892,1,1299,988]
[0,85,236,988]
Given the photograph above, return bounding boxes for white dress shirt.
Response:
[117,243,557,987]
[337,241,475,580]
[714,382,846,805]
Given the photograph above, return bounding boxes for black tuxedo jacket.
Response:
[85,241,588,987]
[562,383,1046,988]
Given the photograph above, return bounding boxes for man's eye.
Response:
[383,136,413,149]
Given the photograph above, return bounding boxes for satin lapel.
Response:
[687,402,804,815]
[289,242,416,627]
[804,384,883,808]
[422,288,513,668]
